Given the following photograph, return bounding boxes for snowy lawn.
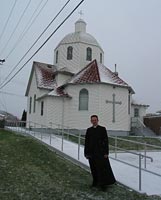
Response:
[0,129,161,200]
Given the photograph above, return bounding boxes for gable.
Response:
[25,61,57,96]
[63,60,135,94]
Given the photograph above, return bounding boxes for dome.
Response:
[55,19,103,51]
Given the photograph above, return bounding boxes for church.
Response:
[25,18,149,135]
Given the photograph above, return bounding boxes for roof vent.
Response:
[47,65,52,68]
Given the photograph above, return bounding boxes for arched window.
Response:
[33,94,36,113]
[41,101,44,116]
[56,50,58,63]
[29,97,32,114]
[67,46,73,60]
[100,53,102,63]
[86,47,92,61]
[79,89,89,110]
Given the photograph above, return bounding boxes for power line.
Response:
[0,0,18,44]
[5,0,48,60]
[0,0,85,90]
[1,0,71,86]
[0,0,32,57]
[0,90,25,98]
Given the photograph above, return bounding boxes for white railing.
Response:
[5,120,161,191]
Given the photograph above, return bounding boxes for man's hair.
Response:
[91,115,98,120]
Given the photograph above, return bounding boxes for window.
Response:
[100,53,102,63]
[134,108,139,117]
[67,46,73,60]
[79,89,89,110]
[86,47,92,61]
[41,101,44,116]
[33,94,36,113]
[29,97,32,114]
[56,50,58,63]
[128,93,130,114]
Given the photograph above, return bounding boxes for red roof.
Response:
[70,60,100,83]
[67,60,132,89]
[34,62,57,89]
[30,60,134,97]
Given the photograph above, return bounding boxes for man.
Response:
[84,115,116,190]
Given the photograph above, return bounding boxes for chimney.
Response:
[114,64,118,76]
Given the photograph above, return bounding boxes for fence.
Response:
[5,120,161,191]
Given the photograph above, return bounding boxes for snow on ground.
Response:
[7,128,161,196]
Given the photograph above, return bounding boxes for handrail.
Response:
[5,120,161,192]
[109,135,161,150]
[5,120,161,150]
[137,117,146,128]
[110,144,153,162]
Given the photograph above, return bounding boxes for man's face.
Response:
[91,117,98,126]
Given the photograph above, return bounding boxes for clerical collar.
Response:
[93,125,98,128]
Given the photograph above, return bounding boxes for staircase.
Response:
[131,117,156,136]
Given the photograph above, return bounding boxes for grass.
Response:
[0,129,161,200]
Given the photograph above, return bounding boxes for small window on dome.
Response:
[56,50,58,63]
[86,47,92,61]
[100,53,102,63]
[67,46,73,60]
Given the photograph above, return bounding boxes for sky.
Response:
[0,0,161,118]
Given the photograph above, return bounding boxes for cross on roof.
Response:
[78,10,84,18]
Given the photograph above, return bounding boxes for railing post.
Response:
[115,136,117,159]
[139,153,142,191]
[41,125,43,140]
[67,127,69,140]
[144,142,147,169]
[34,122,36,137]
[61,125,64,151]
[78,131,81,160]
[50,128,52,145]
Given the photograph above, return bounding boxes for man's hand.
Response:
[104,154,108,159]
[85,155,91,159]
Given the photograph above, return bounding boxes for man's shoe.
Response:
[100,185,107,192]
[91,182,98,187]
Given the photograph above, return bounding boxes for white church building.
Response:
[25,19,149,135]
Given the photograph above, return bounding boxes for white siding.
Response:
[26,71,50,127]
[27,72,132,131]
[63,84,131,131]
[55,73,72,87]
[46,97,64,128]
[98,85,131,131]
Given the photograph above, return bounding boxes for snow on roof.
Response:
[131,99,149,107]
[66,60,133,92]
[98,62,129,86]
[56,31,103,51]
[34,62,57,90]
[57,67,74,75]
[36,86,71,100]
[48,87,70,97]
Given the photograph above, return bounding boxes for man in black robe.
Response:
[84,115,116,189]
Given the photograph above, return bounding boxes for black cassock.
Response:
[84,125,116,186]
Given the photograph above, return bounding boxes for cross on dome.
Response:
[78,10,84,19]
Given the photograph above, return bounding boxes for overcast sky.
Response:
[0,0,161,118]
